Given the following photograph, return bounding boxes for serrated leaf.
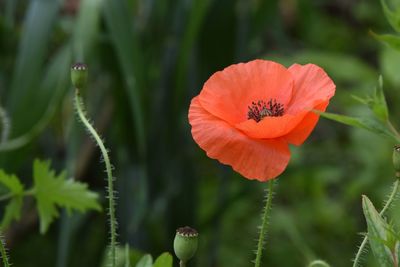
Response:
[317,111,399,141]
[1,197,23,228]
[32,159,101,234]
[153,252,173,267]
[135,254,152,267]
[381,0,400,33]
[371,31,400,51]
[0,170,23,195]
[362,195,394,267]
[0,170,24,227]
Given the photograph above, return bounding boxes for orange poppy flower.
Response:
[188,59,335,182]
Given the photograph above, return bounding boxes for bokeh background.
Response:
[1,0,400,266]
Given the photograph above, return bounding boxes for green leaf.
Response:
[153,252,173,267]
[372,76,389,122]
[72,0,104,60]
[0,170,24,228]
[371,31,400,51]
[7,0,61,136]
[135,254,152,267]
[362,195,394,267]
[0,170,23,195]
[353,76,390,122]
[381,0,400,33]
[1,198,23,229]
[317,111,398,141]
[32,159,101,234]
[103,0,146,158]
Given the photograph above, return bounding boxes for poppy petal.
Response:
[286,63,335,114]
[189,97,291,181]
[283,101,329,145]
[199,60,294,125]
[235,111,308,139]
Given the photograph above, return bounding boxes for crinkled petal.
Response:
[199,60,294,125]
[235,111,308,139]
[283,101,329,145]
[286,63,335,114]
[189,97,291,181]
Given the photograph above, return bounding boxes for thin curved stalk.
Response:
[254,180,275,267]
[353,179,399,267]
[74,89,117,267]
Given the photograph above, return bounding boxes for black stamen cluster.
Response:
[247,99,284,122]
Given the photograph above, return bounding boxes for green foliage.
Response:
[381,0,400,33]
[362,195,396,267]
[0,170,24,228]
[135,255,152,267]
[135,253,173,267]
[371,32,400,51]
[1,0,400,266]
[0,159,101,233]
[32,159,101,233]
[308,260,331,267]
[317,111,398,141]
[152,253,173,267]
[319,75,400,145]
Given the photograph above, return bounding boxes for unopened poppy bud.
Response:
[71,63,88,89]
[393,145,400,177]
[173,226,198,263]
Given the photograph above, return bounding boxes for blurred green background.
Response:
[1,0,400,266]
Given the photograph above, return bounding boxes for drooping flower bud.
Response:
[393,145,400,177]
[71,63,88,89]
[173,226,198,263]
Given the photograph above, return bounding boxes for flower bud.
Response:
[393,145,400,177]
[173,226,198,263]
[71,63,88,89]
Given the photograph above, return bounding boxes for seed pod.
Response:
[71,63,88,89]
[173,226,198,263]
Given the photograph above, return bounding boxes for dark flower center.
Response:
[247,99,284,122]
[176,226,198,237]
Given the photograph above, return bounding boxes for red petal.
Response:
[199,60,294,125]
[283,101,329,145]
[189,97,291,181]
[235,111,307,139]
[286,63,335,114]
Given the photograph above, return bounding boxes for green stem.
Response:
[74,89,117,267]
[388,120,400,141]
[0,232,10,267]
[254,180,275,267]
[179,260,186,267]
[0,189,35,202]
[353,179,399,267]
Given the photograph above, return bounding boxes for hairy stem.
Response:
[0,233,10,267]
[353,179,399,267]
[254,180,275,267]
[74,89,117,267]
